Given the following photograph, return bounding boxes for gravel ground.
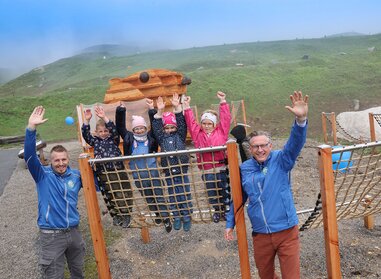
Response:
[0,139,380,279]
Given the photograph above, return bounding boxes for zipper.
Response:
[63,178,69,228]
[257,181,271,233]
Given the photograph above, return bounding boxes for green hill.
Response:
[1,34,381,142]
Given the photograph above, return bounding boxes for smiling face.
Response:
[133,125,147,135]
[249,135,273,163]
[95,124,110,140]
[201,119,215,134]
[163,125,177,134]
[50,151,69,174]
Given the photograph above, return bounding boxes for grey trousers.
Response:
[38,227,85,279]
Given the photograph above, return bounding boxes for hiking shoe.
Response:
[121,215,131,228]
[213,212,221,223]
[113,215,123,226]
[220,212,226,221]
[163,218,172,233]
[154,213,162,224]
[173,218,181,230]
[183,220,192,232]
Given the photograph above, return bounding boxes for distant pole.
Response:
[321,113,328,144]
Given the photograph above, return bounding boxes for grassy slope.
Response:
[1,35,381,142]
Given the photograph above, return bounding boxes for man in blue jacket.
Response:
[24,106,85,279]
[225,91,309,279]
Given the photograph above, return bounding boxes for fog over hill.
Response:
[1,32,375,84]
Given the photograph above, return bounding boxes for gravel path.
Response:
[0,139,380,278]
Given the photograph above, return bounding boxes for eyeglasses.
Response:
[250,142,271,150]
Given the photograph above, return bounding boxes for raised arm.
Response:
[217,91,231,137]
[115,103,128,140]
[25,106,48,182]
[281,90,309,170]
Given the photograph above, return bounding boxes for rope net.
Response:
[373,113,381,128]
[299,142,381,230]
[90,146,231,228]
[322,112,370,143]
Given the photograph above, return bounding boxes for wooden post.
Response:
[364,112,376,229]
[321,113,328,144]
[369,113,376,141]
[241,100,248,134]
[318,146,342,279]
[331,113,338,146]
[231,102,237,126]
[226,140,251,279]
[141,226,151,243]
[78,154,112,279]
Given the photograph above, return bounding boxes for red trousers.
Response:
[252,225,300,279]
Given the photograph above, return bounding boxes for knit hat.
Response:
[131,115,147,130]
[201,112,217,126]
[162,112,177,127]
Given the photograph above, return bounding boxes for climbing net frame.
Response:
[321,112,370,145]
[78,141,251,279]
[369,112,381,141]
[301,141,381,278]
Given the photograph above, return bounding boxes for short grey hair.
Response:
[247,130,272,143]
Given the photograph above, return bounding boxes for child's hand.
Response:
[217,91,226,103]
[95,106,109,123]
[157,96,165,111]
[183,96,191,109]
[146,98,154,110]
[171,93,180,107]
[84,109,92,121]
[94,106,106,118]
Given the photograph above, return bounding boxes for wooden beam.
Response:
[226,141,251,279]
[78,154,112,279]
[318,146,342,279]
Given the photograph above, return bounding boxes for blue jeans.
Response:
[133,169,169,217]
[166,174,193,221]
[202,171,229,210]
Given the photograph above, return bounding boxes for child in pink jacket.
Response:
[183,91,231,223]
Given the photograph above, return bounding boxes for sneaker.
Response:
[173,218,181,230]
[163,218,172,233]
[183,220,192,232]
[121,215,131,228]
[113,215,123,226]
[212,212,221,223]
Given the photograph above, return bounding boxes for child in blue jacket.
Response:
[151,93,193,232]
[82,105,132,228]
[115,100,172,233]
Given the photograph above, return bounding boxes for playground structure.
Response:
[76,68,247,153]
[75,70,380,278]
[321,111,381,145]
[78,137,381,279]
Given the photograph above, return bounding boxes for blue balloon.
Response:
[332,146,353,172]
[65,116,75,125]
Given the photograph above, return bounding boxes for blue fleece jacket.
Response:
[24,128,82,229]
[226,121,307,234]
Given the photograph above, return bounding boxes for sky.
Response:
[1,0,380,76]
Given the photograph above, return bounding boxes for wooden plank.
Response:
[318,146,342,278]
[78,154,112,279]
[226,140,251,279]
